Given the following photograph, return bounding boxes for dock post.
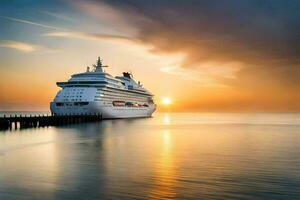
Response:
[0,111,103,131]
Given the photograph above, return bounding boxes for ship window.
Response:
[125,102,133,107]
[56,102,63,106]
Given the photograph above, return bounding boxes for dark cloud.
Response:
[83,0,300,87]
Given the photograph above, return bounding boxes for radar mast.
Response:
[92,57,108,73]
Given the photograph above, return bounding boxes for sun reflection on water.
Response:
[148,129,177,199]
[163,113,171,125]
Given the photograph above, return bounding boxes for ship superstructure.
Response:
[50,57,156,118]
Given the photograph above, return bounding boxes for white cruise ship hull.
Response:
[50,102,156,119]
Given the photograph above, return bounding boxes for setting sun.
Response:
[162,97,172,106]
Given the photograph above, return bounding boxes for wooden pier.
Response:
[0,114,102,130]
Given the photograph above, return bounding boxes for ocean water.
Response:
[0,112,300,200]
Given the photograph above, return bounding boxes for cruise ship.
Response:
[50,57,156,118]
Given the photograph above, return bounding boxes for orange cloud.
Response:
[0,40,36,52]
[0,40,57,53]
[44,31,133,42]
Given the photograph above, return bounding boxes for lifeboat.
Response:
[113,101,125,107]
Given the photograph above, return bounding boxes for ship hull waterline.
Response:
[50,102,156,119]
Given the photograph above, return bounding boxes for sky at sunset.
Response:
[0,0,300,112]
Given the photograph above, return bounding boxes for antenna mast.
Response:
[92,57,108,72]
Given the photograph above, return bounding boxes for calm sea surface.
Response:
[0,112,300,200]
